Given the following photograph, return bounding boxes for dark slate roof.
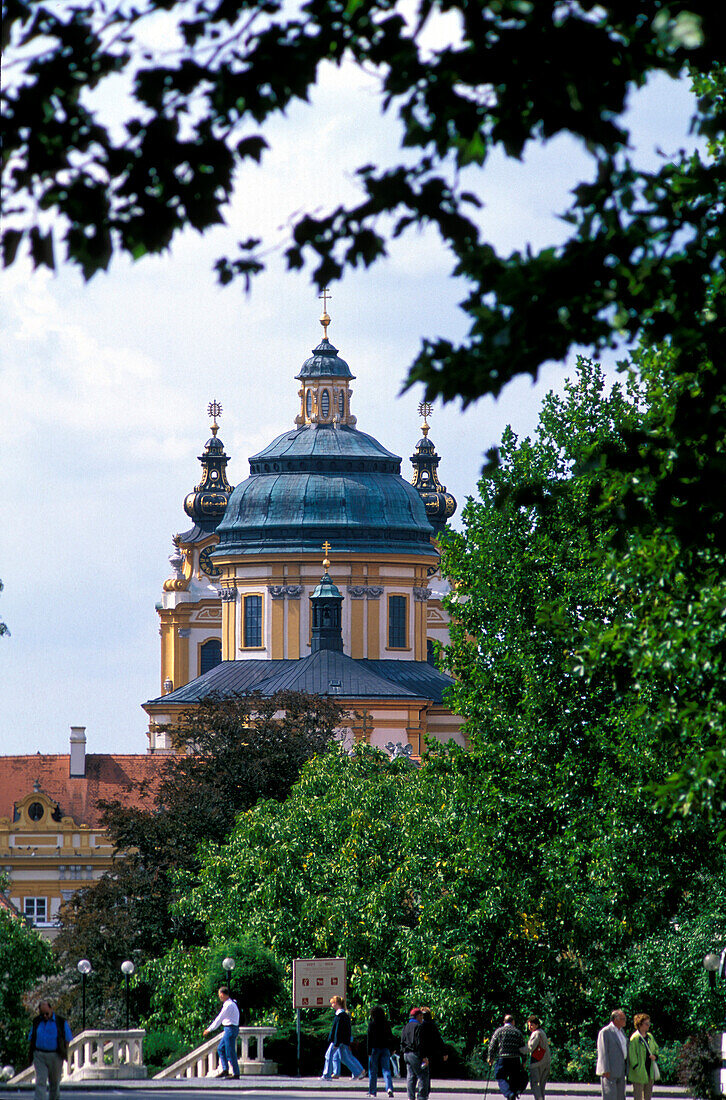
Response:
[249,424,399,468]
[145,656,453,706]
[176,522,216,543]
[363,661,453,703]
[296,338,354,380]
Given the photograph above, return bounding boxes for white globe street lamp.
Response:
[121,961,135,1030]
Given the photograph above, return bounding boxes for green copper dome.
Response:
[215,336,437,560]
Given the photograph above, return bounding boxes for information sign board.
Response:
[292,957,347,1009]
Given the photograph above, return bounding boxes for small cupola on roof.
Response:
[310,544,344,653]
[183,401,234,534]
[295,290,357,428]
[410,403,457,535]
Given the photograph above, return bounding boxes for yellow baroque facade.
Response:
[145,307,463,758]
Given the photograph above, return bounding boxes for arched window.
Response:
[338,390,345,417]
[306,390,313,418]
[320,389,330,419]
[200,638,222,674]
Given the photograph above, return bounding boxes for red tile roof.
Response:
[0,754,161,827]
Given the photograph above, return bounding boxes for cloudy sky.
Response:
[0,53,698,756]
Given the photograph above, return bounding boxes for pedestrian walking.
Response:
[322,996,366,1081]
[401,1008,430,1100]
[526,1016,551,1100]
[203,986,240,1079]
[487,1015,528,1100]
[628,1014,659,1100]
[28,1000,72,1100]
[596,1010,628,1100]
[367,1005,395,1098]
[419,1009,448,1091]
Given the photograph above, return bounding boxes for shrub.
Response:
[143,1028,189,1071]
[654,1041,683,1086]
[677,1032,720,1100]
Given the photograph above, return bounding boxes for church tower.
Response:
[156,403,233,696]
[409,403,457,660]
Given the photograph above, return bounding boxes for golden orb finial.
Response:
[319,288,332,339]
[322,540,332,569]
[418,400,433,436]
[208,399,223,437]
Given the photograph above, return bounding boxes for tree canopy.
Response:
[3,2,725,406]
[163,364,725,1049]
[53,691,343,1028]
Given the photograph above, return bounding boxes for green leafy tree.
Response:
[0,884,56,1069]
[53,692,343,1029]
[170,737,724,1050]
[140,937,284,1042]
[573,345,726,826]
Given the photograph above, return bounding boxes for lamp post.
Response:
[704,952,721,989]
[120,961,135,1030]
[222,956,235,994]
[76,959,92,1031]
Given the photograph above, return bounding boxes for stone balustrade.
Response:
[8,1030,147,1085]
[154,1026,277,1079]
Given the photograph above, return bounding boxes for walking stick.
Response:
[483,1061,492,1100]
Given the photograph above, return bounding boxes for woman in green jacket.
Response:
[628,1014,659,1100]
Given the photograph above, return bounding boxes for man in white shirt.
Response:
[204,987,240,1079]
[596,1010,628,1100]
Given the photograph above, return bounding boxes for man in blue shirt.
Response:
[28,1001,73,1100]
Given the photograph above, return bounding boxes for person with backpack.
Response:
[400,1008,430,1100]
[367,1005,396,1098]
[28,1000,72,1100]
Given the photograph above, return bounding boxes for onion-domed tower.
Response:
[156,403,234,700]
[410,402,457,536]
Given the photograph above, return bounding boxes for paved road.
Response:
[1,1082,689,1100]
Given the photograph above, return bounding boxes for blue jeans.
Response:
[495,1056,525,1100]
[322,1043,342,1078]
[369,1047,394,1096]
[338,1044,365,1077]
[217,1025,240,1075]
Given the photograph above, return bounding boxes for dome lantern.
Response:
[295,293,357,428]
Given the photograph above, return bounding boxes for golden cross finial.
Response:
[322,540,331,569]
[418,401,433,436]
[319,288,331,338]
[208,399,223,436]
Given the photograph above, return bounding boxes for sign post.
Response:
[292,957,347,1077]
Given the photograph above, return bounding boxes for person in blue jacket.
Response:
[28,1001,73,1100]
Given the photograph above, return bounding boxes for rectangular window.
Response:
[24,897,47,925]
[388,595,408,649]
[243,594,263,648]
